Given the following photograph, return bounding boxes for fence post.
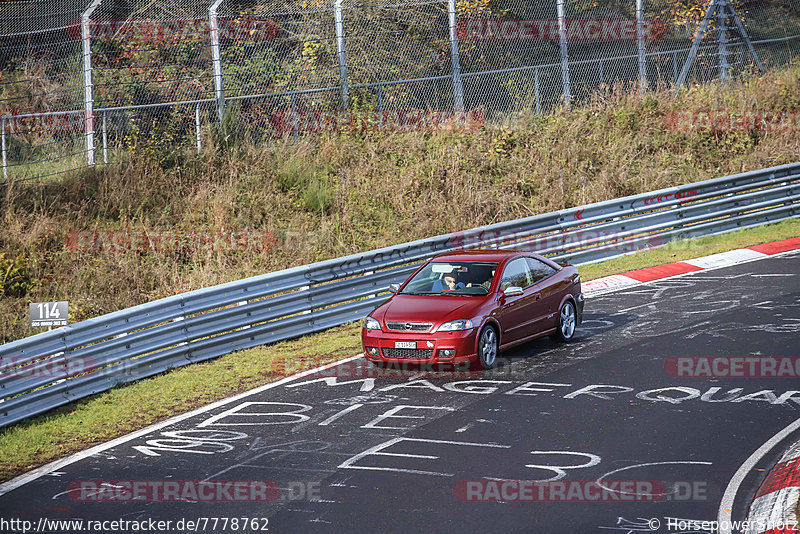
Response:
[534,67,541,116]
[557,0,570,104]
[1,117,6,182]
[447,0,465,112]
[209,0,226,123]
[636,0,647,94]
[101,110,108,164]
[716,0,729,84]
[195,104,202,153]
[334,0,349,110]
[81,0,103,166]
[673,50,678,84]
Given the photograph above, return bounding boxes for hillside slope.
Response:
[1,64,799,343]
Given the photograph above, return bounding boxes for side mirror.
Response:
[502,286,523,297]
[389,283,400,293]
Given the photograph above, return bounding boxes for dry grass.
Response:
[1,63,800,342]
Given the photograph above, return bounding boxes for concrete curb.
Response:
[744,440,800,534]
[582,236,800,296]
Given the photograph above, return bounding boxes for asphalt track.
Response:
[1,251,799,534]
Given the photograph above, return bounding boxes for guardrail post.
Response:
[366,272,375,299]
[302,285,311,314]
[447,0,465,112]
[209,0,226,123]
[238,300,250,329]
[101,110,108,164]
[1,117,7,182]
[195,103,202,153]
[81,0,103,166]
[334,0,349,110]
[557,0,570,105]
[636,0,647,94]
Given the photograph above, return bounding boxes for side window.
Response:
[500,258,532,290]
[526,257,557,284]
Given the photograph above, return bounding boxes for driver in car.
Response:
[432,274,465,291]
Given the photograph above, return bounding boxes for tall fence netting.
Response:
[1,0,799,182]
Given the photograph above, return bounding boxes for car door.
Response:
[495,257,539,344]
[526,256,561,334]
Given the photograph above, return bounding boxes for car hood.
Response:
[374,294,482,325]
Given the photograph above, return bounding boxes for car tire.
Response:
[551,299,577,342]
[477,325,498,370]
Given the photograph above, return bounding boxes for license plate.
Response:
[394,341,417,349]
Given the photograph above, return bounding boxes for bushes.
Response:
[0,253,34,298]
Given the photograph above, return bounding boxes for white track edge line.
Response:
[0,353,362,497]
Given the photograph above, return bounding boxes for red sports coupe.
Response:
[361,250,584,369]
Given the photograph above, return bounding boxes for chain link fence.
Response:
[1,0,799,182]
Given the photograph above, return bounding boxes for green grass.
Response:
[1,217,797,482]
[577,218,800,280]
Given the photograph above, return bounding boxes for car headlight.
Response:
[436,319,474,332]
[363,316,382,331]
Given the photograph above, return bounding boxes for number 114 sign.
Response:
[29,301,69,328]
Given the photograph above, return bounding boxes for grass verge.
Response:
[1,217,798,482]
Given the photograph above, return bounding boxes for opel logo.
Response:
[405,323,413,330]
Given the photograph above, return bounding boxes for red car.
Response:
[361,250,584,369]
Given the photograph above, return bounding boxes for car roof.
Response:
[430,249,528,263]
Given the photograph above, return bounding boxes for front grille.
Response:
[382,348,434,359]
[386,322,433,332]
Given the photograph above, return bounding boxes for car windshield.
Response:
[399,261,498,296]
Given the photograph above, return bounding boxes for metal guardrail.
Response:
[1,161,799,427]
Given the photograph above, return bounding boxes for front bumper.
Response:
[361,327,479,363]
